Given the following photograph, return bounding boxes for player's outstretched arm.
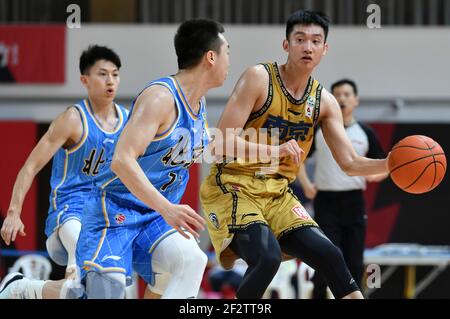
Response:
[110,86,205,239]
[319,90,388,176]
[213,65,303,164]
[1,107,82,245]
[366,172,389,182]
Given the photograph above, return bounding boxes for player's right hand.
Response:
[1,210,26,245]
[274,139,304,165]
[161,203,206,239]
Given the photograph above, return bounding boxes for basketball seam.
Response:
[391,143,436,151]
[432,161,447,188]
[403,161,435,191]
[389,152,444,174]
[435,161,446,169]
[420,137,437,191]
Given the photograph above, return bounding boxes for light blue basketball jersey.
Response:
[45,99,128,237]
[98,76,210,209]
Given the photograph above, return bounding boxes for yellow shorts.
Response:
[200,167,318,269]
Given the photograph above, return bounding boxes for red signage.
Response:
[0,122,37,250]
[0,25,65,83]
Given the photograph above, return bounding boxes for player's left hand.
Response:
[385,152,391,172]
[161,203,206,239]
[276,139,304,165]
[1,211,26,246]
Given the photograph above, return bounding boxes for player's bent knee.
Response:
[191,247,208,269]
[313,242,344,271]
[174,245,207,277]
[85,271,125,299]
[326,243,346,265]
[46,220,81,267]
[59,220,81,268]
[258,246,282,268]
[46,232,68,266]
[166,234,207,272]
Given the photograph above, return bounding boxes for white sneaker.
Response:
[0,272,30,299]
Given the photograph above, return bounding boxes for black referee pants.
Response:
[312,189,367,299]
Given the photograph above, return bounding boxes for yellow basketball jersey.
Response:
[221,62,322,182]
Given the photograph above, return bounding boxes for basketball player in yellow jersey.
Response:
[200,10,390,299]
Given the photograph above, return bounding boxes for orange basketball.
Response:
[388,135,446,194]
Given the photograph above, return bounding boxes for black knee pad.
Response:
[323,242,345,265]
[259,249,282,271]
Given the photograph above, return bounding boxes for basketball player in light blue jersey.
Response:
[0,45,128,299]
[76,19,230,299]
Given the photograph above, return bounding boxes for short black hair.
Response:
[331,79,358,96]
[79,45,121,75]
[174,19,225,70]
[286,10,330,41]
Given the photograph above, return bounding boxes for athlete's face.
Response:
[283,24,328,70]
[332,83,359,118]
[80,60,120,101]
[210,33,230,88]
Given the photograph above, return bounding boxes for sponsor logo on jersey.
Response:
[291,205,312,220]
[103,138,115,145]
[101,255,122,262]
[241,213,258,221]
[306,96,315,118]
[230,184,241,192]
[115,213,126,224]
[288,109,302,116]
[208,213,220,229]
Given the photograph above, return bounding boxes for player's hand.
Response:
[385,153,391,173]
[274,139,304,165]
[161,203,206,239]
[1,210,26,245]
[304,183,317,200]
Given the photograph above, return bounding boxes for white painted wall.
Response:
[0,25,449,100]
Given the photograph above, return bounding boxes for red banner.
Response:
[0,25,65,83]
[0,122,37,250]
